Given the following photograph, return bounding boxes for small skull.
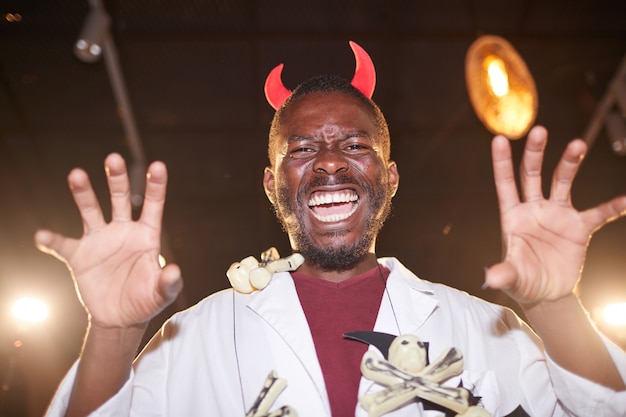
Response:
[388,334,427,375]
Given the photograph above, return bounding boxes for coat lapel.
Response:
[375,257,439,336]
[245,271,331,415]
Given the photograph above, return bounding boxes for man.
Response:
[41,43,625,416]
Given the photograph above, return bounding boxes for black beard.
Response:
[272,174,393,271]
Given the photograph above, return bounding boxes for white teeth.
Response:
[311,205,358,223]
[308,191,359,223]
[308,191,358,207]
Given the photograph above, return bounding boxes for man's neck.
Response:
[295,252,379,283]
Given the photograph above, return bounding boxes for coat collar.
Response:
[375,257,439,337]
[246,257,440,344]
[243,257,440,415]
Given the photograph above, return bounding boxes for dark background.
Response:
[0,1,624,415]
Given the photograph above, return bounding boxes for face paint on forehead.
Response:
[275,93,385,161]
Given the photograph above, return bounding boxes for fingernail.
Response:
[481,266,489,290]
[167,278,183,296]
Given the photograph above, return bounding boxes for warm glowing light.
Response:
[603,302,626,326]
[159,254,167,268]
[465,35,538,140]
[11,297,49,324]
[5,13,22,22]
[485,56,509,97]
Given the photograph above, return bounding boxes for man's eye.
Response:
[345,143,370,152]
[289,147,315,158]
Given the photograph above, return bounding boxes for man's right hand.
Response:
[35,153,183,329]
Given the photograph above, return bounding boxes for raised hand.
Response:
[485,126,626,305]
[35,153,182,329]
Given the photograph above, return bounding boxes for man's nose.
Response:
[312,147,349,174]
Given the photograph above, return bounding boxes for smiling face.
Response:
[264,91,399,274]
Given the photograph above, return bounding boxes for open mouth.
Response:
[308,190,358,223]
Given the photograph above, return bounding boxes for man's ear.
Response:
[388,161,400,198]
[263,166,276,205]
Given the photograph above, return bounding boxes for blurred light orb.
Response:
[11,297,49,324]
[74,8,110,64]
[465,35,538,140]
[603,302,626,326]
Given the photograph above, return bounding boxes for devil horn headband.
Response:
[264,41,376,110]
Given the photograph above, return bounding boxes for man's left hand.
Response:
[485,125,626,306]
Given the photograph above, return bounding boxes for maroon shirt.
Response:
[292,266,389,416]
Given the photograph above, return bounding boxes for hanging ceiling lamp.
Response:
[465,35,538,140]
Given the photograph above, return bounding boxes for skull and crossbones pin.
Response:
[359,334,491,417]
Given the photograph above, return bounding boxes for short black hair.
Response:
[267,74,391,166]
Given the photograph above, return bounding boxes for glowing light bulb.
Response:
[485,56,509,97]
[11,297,49,324]
[603,302,626,326]
[465,35,538,139]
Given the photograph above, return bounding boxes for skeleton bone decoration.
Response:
[359,334,491,417]
[227,248,304,293]
[246,371,298,417]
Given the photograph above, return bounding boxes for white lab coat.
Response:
[46,258,626,417]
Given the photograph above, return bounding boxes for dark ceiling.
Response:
[0,1,625,415]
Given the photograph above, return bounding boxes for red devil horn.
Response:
[264,64,291,110]
[263,41,377,110]
[349,41,376,98]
